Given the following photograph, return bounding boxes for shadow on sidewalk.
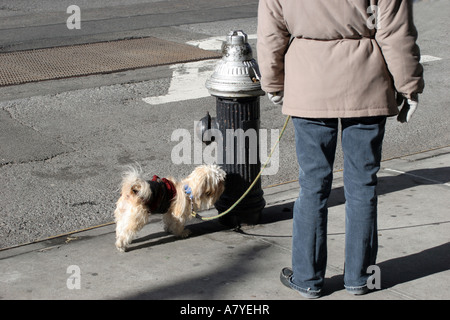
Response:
[322,242,450,296]
[120,244,274,300]
[379,242,450,289]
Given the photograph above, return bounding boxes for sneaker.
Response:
[280,267,322,299]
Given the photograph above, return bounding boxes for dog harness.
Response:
[147,175,177,213]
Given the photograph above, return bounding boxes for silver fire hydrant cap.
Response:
[205,30,264,98]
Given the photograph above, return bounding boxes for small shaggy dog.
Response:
[114,164,226,252]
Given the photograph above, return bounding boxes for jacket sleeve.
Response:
[375,0,424,99]
[257,0,291,93]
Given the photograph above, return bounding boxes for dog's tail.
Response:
[121,166,151,200]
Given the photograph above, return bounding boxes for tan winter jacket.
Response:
[257,0,425,118]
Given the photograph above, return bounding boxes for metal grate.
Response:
[0,37,221,86]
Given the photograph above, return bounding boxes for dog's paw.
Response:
[115,239,127,252]
[178,229,192,238]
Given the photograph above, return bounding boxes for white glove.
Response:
[268,91,284,106]
[397,97,418,123]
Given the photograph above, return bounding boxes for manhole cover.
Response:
[0,37,221,86]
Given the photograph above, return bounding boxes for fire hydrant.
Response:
[200,30,266,227]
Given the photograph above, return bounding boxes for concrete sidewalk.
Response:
[1,147,449,300]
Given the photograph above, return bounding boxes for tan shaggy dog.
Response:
[114,164,226,252]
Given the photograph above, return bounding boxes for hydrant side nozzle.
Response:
[196,112,218,145]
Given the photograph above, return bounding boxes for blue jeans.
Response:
[291,116,386,292]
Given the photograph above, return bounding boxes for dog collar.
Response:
[184,185,193,199]
[147,175,177,213]
[184,184,198,218]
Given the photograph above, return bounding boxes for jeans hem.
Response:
[280,268,322,299]
[289,278,322,298]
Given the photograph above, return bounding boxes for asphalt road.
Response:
[0,0,449,249]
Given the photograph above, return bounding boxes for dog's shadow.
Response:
[128,231,176,251]
[125,217,230,252]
